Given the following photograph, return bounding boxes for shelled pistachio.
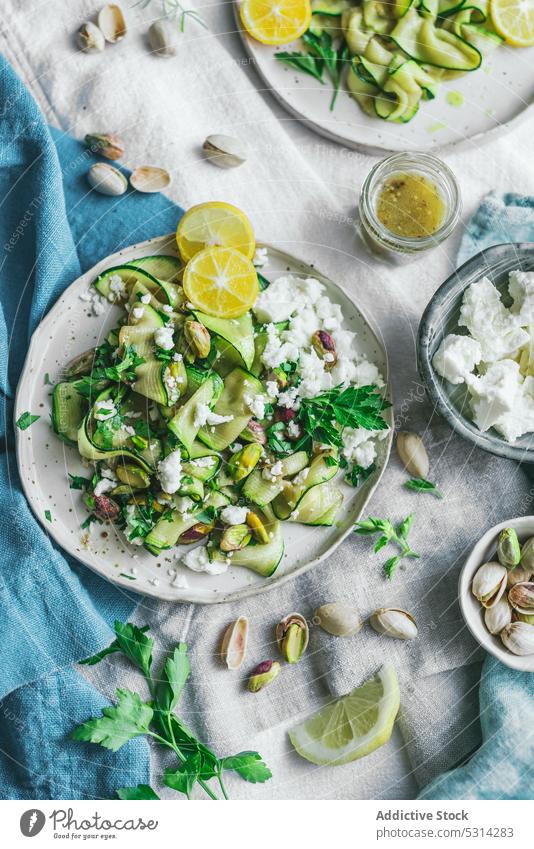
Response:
[248,660,280,692]
[276,613,309,664]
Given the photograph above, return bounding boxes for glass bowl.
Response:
[417,242,534,462]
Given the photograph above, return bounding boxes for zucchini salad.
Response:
[239,0,529,124]
[52,202,389,583]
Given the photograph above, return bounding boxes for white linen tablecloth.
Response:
[3,0,533,799]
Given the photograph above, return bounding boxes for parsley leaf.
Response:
[404,478,443,498]
[221,752,272,784]
[16,411,40,430]
[71,689,153,752]
[68,474,92,490]
[164,757,201,798]
[158,643,190,712]
[298,384,389,449]
[114,620,153,679]
[301,31,350,110]
[117,785,160,800]
[275,51,325,82]
[257,272,270,291]
[80,626,151,667]
[44,510,52,523]
[355,513,419,580]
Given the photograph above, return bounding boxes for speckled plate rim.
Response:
[232,1,534,156]
[15,234,393,604]
[417,242,534,464]
[458,516,534,673]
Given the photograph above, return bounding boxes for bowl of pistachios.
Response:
[459,517,534,672]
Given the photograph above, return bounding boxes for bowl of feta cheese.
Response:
[418,243,534,461]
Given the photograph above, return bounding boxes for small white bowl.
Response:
[459,516,534,673]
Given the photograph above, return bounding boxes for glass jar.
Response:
[357,152,461,264]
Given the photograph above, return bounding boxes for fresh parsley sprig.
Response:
[298,384,390,449]
[275,31,350,111]
[355,514,419,579]
[404,478,443,498]
[73,621,272,800]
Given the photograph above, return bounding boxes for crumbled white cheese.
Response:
[193,403,234,428]
[466,359,521,432]
[122,425,136,436]
[94,477,115,497]
[253,246,269,268]
[341,427,378,469]
[277,386,300,410]
[262,322,299,369]
[175,496,194,513]
[181,544,227,575]
[155,325,174,350]
[292,467,309,486]
[157,449,182,494]
[162,304,174,314]
[229,442,243,453]
[132,306,145,321]
[244,393,266,420]
[191,456,215,468]
[509,270,534,325]
[433,334,483,385]
[172,352,183,362]
[140,292,151,305]
[101,467,117,481]
[109,274,126,301]
[262,460,283,481]
[163,366,183,404]
[265,380,279,399]
[493,375,534,442]
[459,277,528,362]
[220,505,249,525]
[171,573,190,589]
[94,399,117,421]
[287,420,300,438]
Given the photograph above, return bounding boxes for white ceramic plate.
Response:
[458,516,534,673]
[234,1,534,153]
[15,234,392,604]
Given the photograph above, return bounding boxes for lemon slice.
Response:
[183,246,259,319]
[490,0,534,46]
[289,665,400,765]
[240,0,312,46]
[176,202,256,263]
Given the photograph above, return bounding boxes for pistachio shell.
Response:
[507,565,532,588]
[471,562,507,608]
[130,166,171,194]
[220,616,248,670]
[87,162,127,196]
[202,134,247,169]
[275,613,309,663]
[85,132,125,161]
[500,621,534,656]
[484,595,512,635]
[508,582,534,616]
[369,608,418,640]
[77,22,106,53]
[148,20,178,56]
[396,431,429,478]
[314,603,362,637]
[520,537,534,572]
[98,4,127,43]
[496,527,521,569]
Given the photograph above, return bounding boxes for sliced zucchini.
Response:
[94,265,176,306]
[203,489,232,510]
[288,482,344,525]
[242,470,284,506]
[77,416,153,472]
[130,254,183,284]
[132,361,167,405]
[210,518,284,577]
[115,463,151,489]
[272,451,339,519]
[178,476,204,502]
[281,451,310,477]
[168,374,221,451]
[342,8,374,55]
[182,455,220,482]
[198,368,264,452]
[119,303,165,357]
[193,311,255,371]
[52,381,87,445]
[390,9,482,71]
[144,511,199,551]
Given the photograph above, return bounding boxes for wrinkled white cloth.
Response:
[3,0,533,799]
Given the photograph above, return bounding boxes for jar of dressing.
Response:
[358,152,461,264]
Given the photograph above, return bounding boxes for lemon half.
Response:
[240,0,312,46]
[490,0,534,46]
[183,246,259,319]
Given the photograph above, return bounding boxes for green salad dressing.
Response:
[375,172,446,239]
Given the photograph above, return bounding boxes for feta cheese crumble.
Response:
[94,477,115,497]
[433,334,482,385]
[220,505,249,525]
[244,393,266,420]
[193,403,234,428]
[94,399,117,421]
[132,306,145,321]
[181,544,227,575]
[154,325,174,350]
[140,292,151,304]
[157,449,182,494]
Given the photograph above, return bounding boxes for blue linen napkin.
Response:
[419,193,534,800]
[0,54,182,798]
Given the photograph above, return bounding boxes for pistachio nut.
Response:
[520,536,534,572]
[507,564,532,588]
[77,22,106,53]
[64,348,96,378]
[508,582,534,616]
[471,562,507,608]
[148,19,178,56]
[276,613,309,664]
[246,510,270,543]
[241,419,267,445]
[178,522,214,543]
[229,443,262,482]
[496,527,521,569]
[515,611,534,625]
[248,660,281,692]
[369,608,418,640]
[311,330,337,370]
[500,621,534,656]
[396,431,429,479]
[203,134,247,169]
[220,523,251,552]
[115,464,150,489]
[267,367,288,390]
[98,4,127,43]
[221,616,248,670]
[314,603,363,637]
[85,132,125,161]
[87,162,128,196]
[484,595,512,635]
[183,320,211,359]
[92,494,120,522]
[130,166,171,194]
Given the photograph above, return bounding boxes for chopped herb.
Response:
[119,573,137,581]
[298,384,389,449]
[257,272,270,291]
[44,510,52,522]
[69,474,92,490]
[404,478,443,498]
[131,434,148,451]
[72,621,271,800]
[344,461,376,488]
[275,51,325,83]
[81,514,98,530]
[302,32,350,111]
[16,412,40,430]
[44,373,52,385]
[355,514,419,579]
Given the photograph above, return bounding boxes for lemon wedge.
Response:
[183,246,259,319]
[289,665,400,765]
[240,0,312,46]
[490,0,534,46]
[176,201,255,263]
